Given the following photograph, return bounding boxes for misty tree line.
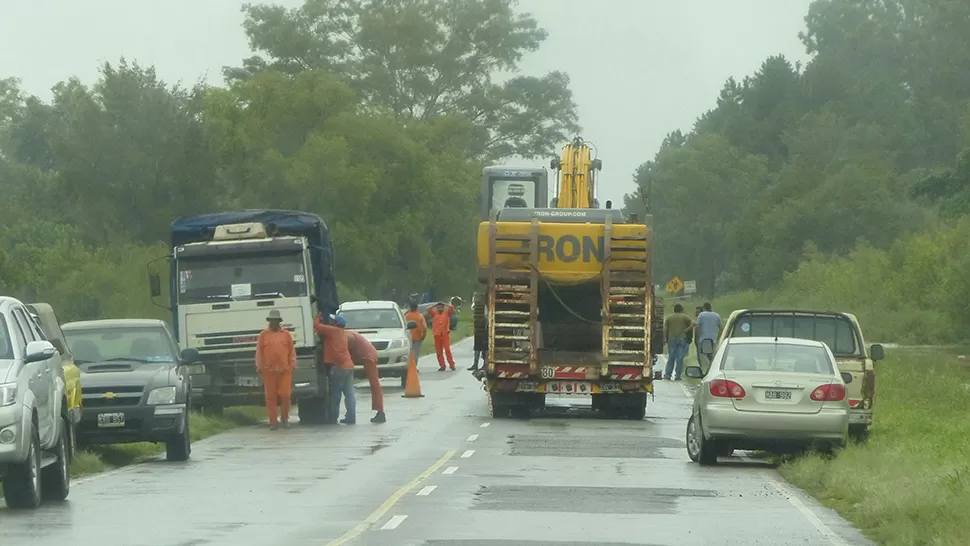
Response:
[625,0,970,343]
[0,0,580,321]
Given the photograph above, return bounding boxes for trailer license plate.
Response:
[236,376,261,387]
[97,412,125,428]
[548,381,591,394]
[517,381,538,392]
[765,390,792,400]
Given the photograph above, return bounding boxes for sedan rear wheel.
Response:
[686,413,718,466]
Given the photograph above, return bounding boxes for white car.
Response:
[684,336,851,465]
[336,301,413,387]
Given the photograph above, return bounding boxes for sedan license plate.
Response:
[547,381,592,394]
[236,376,261,387]
[97,412,125,428]
[765,390,792,401]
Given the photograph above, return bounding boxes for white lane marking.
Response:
[443,466,459,475]
[461,450,475,458]
[766,479,848,546]
[480,422,491,428]
[381,515,408,531]
[416,485,437,496]
[681,384,694,398]
[467,434,479,442]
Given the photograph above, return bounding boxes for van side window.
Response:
[9,309,30,350]
[12,308,38,343]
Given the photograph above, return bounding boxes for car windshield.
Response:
[64,327,177,364]
[721,342,834,375]
[338,309,403,330]
[730,314,860,356]
[0,315,12,359]
[176,252,309,304]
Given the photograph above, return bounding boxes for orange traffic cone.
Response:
[402,351,424,398]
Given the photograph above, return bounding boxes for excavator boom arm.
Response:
[551,137,601,209]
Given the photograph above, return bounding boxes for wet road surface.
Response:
[1,339,874,545]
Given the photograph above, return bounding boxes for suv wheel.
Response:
[3,423,43,509]
[166,413,191,462]
[41,417,71,501]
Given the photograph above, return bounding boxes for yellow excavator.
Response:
[473,137,665,419]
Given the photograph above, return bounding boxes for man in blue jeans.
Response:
[663,303,694,381]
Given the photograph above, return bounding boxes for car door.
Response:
[12,307,54,445]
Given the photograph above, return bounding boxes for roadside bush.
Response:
[708,217,970,344]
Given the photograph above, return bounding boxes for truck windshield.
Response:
[490,178,536,212]
[64,327,177,364]
[730,314,860,356]
[176,253,308,304]
[338,309,403,330]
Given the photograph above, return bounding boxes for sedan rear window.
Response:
[722,342,834,375]
[730,314,859,356]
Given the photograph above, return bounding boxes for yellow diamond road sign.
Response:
[666,276,684,294]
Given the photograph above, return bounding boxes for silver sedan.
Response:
[684,336,851,465]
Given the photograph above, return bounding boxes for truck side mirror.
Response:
[406,321,418,330]
[684,366,704,379]
[870,343,884,361]
[149,272,162,298]
[180,348,200,364]
[841,372,853,384]
[700,338,715,354]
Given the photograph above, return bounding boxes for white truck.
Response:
[150,210,340,424]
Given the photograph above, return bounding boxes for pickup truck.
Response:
[716,309,884,439]
[62,318,197,461]
[0,296,72,509]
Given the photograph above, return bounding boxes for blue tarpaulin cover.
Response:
[169,209,340,316]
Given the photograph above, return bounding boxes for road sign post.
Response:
[665,276,684,295]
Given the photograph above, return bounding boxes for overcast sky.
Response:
[0,0,814,205]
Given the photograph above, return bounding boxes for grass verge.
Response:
[778,349,970,546]
[70,406,264,478]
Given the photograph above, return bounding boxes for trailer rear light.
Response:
[810,384,846,402]
[709,380,745,398]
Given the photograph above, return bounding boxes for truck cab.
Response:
[152,210,339,424]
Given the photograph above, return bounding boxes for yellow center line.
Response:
[324,450,457,545]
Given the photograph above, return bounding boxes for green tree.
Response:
[226,0,579,159]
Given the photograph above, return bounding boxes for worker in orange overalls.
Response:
[255,310,296,430]
[314,313,356,425]
[404,302,428,362]
[344,327,386,423]
[428,300,456,371]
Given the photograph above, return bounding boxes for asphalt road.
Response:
[1,339,875,546]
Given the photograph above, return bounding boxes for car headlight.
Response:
[186,364,206,375]
[389,338,408,350]
[147,386,178,405]
[0,383,16,407]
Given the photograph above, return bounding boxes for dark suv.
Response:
[61,319,199,461]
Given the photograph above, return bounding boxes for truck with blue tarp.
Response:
[149,209,339,423]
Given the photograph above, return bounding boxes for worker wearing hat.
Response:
[255,310,296,430]
[314,313,356,424]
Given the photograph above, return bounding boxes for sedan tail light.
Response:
[709,379,745,398]
[810,384,846,402]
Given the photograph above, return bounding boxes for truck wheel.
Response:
[626,394,647,420]
[490,404,510,418]
[166,413,191,462]
[298,397,329,425]
[202,397,224,416]
[41,417,71,501]
[848,424,870,442]
[4,423,43,509]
